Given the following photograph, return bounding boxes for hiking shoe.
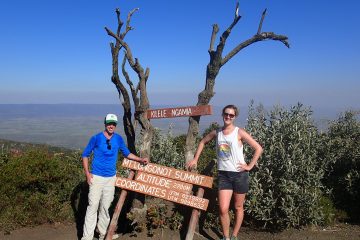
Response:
[98,234,119,240]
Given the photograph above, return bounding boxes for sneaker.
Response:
[230,236,238,240]
[98,234,119,240]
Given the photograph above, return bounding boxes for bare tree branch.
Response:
[122,54,135,95]
[257,8,267,35]
[235,1,240,18]
[120,8,139,39]
[209,24,219,53]
[115,8,123,37]
[222,32,289,66]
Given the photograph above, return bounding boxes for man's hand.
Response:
[141,157,149,164]
[86,173,93,185]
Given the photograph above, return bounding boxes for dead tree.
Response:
[105,8,153,160]
[105,8,153,210]
[185,3,290,162]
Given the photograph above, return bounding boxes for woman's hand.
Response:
[186,159,198,170]
[238,163,252,171]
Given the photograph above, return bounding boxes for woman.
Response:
[186,105,263,240]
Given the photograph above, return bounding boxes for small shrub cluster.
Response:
[150,127,184,169]
[146,203,167,236]
[0,146,83,232]
[126,199,169,236]
[168,210,184,231]
[319,110,360,222]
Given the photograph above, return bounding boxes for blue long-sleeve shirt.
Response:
[82,132,131,177]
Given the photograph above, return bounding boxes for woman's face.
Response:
[222,108,236,124]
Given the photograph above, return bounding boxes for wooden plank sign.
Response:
[135,171,193,194]
[115,177,209,211]
[122,159,213,188]
[147,105,212,119]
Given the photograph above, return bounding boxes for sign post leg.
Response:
[185,187,204,240]
[185,160,216,240]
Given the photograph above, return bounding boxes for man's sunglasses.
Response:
[106,139,111,150]
[223,113,235,119]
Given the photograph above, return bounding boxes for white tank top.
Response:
[216,127,246,172]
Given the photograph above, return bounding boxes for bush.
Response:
[244,102,325,229]
[149,126,184,169]
[0,147,83,231]
[320,111,360,222]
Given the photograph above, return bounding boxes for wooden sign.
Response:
[115,177,209,211]
[122,159,213,188]
[135,171,193,194]
[147,105,212,119]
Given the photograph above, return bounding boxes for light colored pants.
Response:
[81,175,116,240]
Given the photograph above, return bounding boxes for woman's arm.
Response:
[238,128,263,171]
[186,130,217,170]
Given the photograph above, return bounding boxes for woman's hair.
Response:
[222,104,239,117]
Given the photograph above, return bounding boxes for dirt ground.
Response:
[1,222,360,240]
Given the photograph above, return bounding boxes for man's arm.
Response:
[82,156,93,185]
[127,153,149,164]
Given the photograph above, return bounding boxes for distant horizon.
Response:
[0,103,355,150]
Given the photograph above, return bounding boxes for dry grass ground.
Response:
[1,222,360,240]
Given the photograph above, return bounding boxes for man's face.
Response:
[105,122,117,134]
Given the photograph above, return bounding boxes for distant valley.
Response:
[0,104,343,150]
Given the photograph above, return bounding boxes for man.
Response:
[81,113,149,240]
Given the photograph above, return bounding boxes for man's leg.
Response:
[97,176,116,238]
[231,193,246,237]
[218,189,233,239]
[82,175,103,240]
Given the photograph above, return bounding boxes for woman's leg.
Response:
[218,189,233,238]
[232,193,246,237]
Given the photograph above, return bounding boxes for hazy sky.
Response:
[0,0,359,111]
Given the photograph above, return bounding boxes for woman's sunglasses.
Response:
[223,113,235,119]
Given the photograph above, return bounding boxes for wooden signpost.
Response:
[116,175,209,211]
[106,105,214,240]
[122,159,213,188]
[135,171,193,194]
[147,105,212,119]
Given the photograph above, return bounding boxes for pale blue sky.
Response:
[0,0,359,111]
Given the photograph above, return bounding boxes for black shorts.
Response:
[218,170,249,194]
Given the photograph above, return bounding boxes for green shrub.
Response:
[244,102,325,229]
[320,111,360,222]
[0,147,83,231]
[149,127,184,169]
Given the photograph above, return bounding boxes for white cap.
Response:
[105,113,118,124]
